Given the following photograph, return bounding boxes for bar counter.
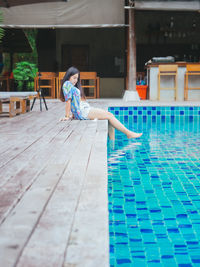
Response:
[147,62,200,101]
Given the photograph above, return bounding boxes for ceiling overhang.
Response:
[0,0,65,8]
[0,0,125,28]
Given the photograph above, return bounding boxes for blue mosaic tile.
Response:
[108,106,200,266]
[109,106,200,121]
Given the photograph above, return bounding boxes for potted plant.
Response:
[13,61,38,91]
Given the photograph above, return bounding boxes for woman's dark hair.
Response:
[60,66,85,102]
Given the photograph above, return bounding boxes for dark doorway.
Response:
[37,29,57,72]
[61,45,89,71]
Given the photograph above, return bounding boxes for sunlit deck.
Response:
[0,99,108,267]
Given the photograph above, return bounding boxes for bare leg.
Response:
[108,121,115,140]
[88,108,142,139]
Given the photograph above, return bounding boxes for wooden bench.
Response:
[0,92,38,117]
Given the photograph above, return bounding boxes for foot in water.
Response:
[127,132,143,139]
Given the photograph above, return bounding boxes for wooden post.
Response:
[127,7,137,91]
[123,4,140,101]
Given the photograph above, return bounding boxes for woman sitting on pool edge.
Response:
[60,66,142,139]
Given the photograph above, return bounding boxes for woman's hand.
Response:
[59,115,72,122]
[60,99,74,122]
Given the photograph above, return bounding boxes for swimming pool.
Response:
[108,106,200,267]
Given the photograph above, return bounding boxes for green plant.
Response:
[13,61,38,91]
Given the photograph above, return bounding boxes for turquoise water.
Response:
[108,107,200,267]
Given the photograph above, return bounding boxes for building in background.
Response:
[0,0,200,98]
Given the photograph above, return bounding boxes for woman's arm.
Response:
[65,99,71,119]
[59,99,72,121]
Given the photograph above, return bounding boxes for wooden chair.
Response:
[157,65,178,100]
[57,71,100,99]
[80,72,100,99]
[184,64,200,100]
[34,72,56,99]
[56,72,65,99]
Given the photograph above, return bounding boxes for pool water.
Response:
[108,107,200,267]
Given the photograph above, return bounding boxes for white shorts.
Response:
[80,101,91,119]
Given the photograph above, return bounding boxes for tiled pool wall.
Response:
[107,106,200,266]
[108,106,200,123]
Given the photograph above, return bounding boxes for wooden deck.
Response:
[0,100,109,267]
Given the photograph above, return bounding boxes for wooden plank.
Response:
[0,100,109,267]
[0,101,67,187]
[0,165,65,267]
[0,121,91,267]
[0,104,59,136]
[0,102,76,163]
[0,121,80,224]
[63,120,109,267]
[15,122,98,267]
[0,101,63,134]
[0,127,56,170]
[0,107,66,184]
[0,121,74,184]
[0,103,65,169]
[0,102,64,156]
